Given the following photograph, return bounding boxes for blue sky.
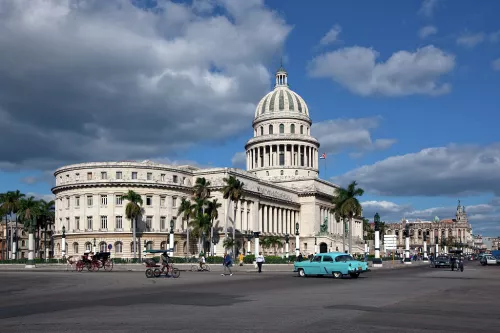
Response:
[0,0,499,234]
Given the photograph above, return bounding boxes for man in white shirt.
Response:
[256,252,265,273]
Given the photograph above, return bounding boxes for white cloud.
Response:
[0,0,292,171]
[319,24,342,45]
[489,31,500,43]
[334,144,500,197]
[419,25,437,39]
[231,152,247,168]
[456,32,486,48]
[418,0,439,17]
[308,45,455,97]
[26,192,55,203]
[312,117,396,155]
[492,58,500,71]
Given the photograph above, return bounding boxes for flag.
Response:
[319,153,326,159]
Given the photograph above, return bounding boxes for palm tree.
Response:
[189,212,211,254]
[178,197,195,256]
[37,199,55,259]
[0,194,7,260]
[193,177,211,200]
[222,237,235,252]
[221,175,244,257]
[332,181,364,254]
[17,196,40,266]
[263,236,282,255]
[206,198,221,255]
[363,218,374,240]
[123,190,143,260]
[331,194,348,253]
[2,190,25,259]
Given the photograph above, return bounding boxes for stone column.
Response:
[263,205,268,233]
[404,236,412,264]
[254,232,260,257]
[273,207,278,233]
[236,200,241,231]
[243,201,248,231]
[423,241,428,261]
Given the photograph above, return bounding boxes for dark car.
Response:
[433,256,451,268]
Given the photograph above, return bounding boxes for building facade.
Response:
[51,67,365,258]
[1,221,31,260]
[383,201,473,254]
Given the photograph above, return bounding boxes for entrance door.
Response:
[320,242,328,253]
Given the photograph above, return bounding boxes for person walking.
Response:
[256,252,265,273]
[222,252,233,276]
[239,253,244,266]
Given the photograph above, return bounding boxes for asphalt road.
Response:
[0,262,498,332]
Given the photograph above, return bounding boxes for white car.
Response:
[482,255,498,265]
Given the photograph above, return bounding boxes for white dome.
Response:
[254,67,309,119]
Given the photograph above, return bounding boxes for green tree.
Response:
[17,196,40,266]
[332,181,364,254]
[222,237,235,252]
[363,218,374,240]
[1,190,25,259]
[177,197,195,256]
[123,190,143,260]
[261,236,282,255]
[37,199,55,259]
[331,195,348,252]
[206,198,221,255]
[221,175,244,257]
[193,177,211,201]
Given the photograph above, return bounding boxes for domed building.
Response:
[51,67,365,259]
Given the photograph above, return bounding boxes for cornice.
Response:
[253,113,312,126]
[51,181,192,195]
[245,135,320,150]
[54,161,197,176]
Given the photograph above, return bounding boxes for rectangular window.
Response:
[87,195,93,207]
[146,216,152,231]
[87,172,92,180]
[75,217,80,230]
[279,152,285,166]
[101,195,107,206]
[147,172,152,180]
[115,195,123,205]
[101,172,107,180]
[160,216,166,230]
[100,216,108,229]
[116,171,122,179]
[161,174,165,181]
[87,216,93,230]
[300,154,304,167]
[160,196,166,207]
[172,216,177,229]
[116,216,123,229]
[66,197,70,208]
[173,175,178,183]
[75,196,80,207]
[146,196,152,206]
[131,172,138,179]
[172,197,177,208]
[66,217,69,230]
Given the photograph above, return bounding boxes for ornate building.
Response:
[383,200,473,254]
[51,67,365,258]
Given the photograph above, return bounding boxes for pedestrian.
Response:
[297,253,303,262]
[239,252,244,266]
[256,252,265,273]
[221,252,233,276]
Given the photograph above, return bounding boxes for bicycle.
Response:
[145,262,180,278]
[190,263,210,272]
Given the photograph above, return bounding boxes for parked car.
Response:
[293,252,370,279]
[480,255,498,266]
[433,256,451,268]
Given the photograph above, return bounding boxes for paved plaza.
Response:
[0,263,499,332]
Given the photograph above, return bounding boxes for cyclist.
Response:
[160,251,171,273]
[199,254,206,270]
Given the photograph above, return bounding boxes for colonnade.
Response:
[247,144,318,170]
[258,204,299,234]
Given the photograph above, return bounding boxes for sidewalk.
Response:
[0,260,428,272]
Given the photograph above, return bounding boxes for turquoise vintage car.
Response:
[294,252,370,278]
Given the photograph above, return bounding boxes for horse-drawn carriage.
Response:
[75,251,114,272]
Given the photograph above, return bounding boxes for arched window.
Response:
[99,241,107,253]
[130,241,138,254]
[160,241,167,250]
[85,242,91,251]
[279,124,284,134]
[295,170,298,175]
[300,125,304,134]
[290,124,295,134]
[56,243,61,255]
[269,125,273,134]
[73,242,79,254]
[114,241,123,253]
[260,126,263,135]
[146,241,153,251]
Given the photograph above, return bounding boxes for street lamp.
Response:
[422,232,428,261]
[285,234,290,259]
[403,223,411,264]
[169,219,174,257]
[295,222,300,257]
[314,236,318,254]
[246,230,253,256]
[373,213,382,267]
[253,231,260,257]
[61,226,66,259]
[93,237,97,254]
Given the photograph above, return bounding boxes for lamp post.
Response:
[246,230,253,256]
[404,224,412,264]
[93,237,97,254]
[314,237,318,254]
[11,230,17,260]
[435,236,439,256]
[61,226,66,259]
[253,231,260,257]
[423,232,428,261]
[285,234,290,259]
[212,236,219,257]
[295,222,300,257]
[169,219,174,257]
[143,240,147,254]
[373,213,383,267]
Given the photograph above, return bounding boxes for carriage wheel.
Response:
[104,260,114,271]
[76,261,84,272]
[202,264,210,272]
[86,262,93,271]
[153,269,161,277]
[91,262,99,272]
[171,268,180,278]
[145,268,154,278]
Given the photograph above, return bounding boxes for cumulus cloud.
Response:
[0,0,291,172]
[492,58,500,71]
[333,144,500,197]
[319,24,342,46]
[308,45,455,97]
[231,152,247,168]
[312,117,396,155]
[418,25,437,39]
[26,192,56,203]
[418,0,440,17]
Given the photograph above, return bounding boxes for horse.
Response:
[65,255,83,271]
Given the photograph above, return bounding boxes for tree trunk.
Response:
[210,225,214,256]
[186,218,190,256]
[224,198,230,239]
[342,219,346,253]
[348,216,353,254]
[132,217,137,260]
[232,205,237,258]
[14,215,18,260]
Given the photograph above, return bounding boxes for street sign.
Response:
[384,235,398,250]
[108,244,112,250]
